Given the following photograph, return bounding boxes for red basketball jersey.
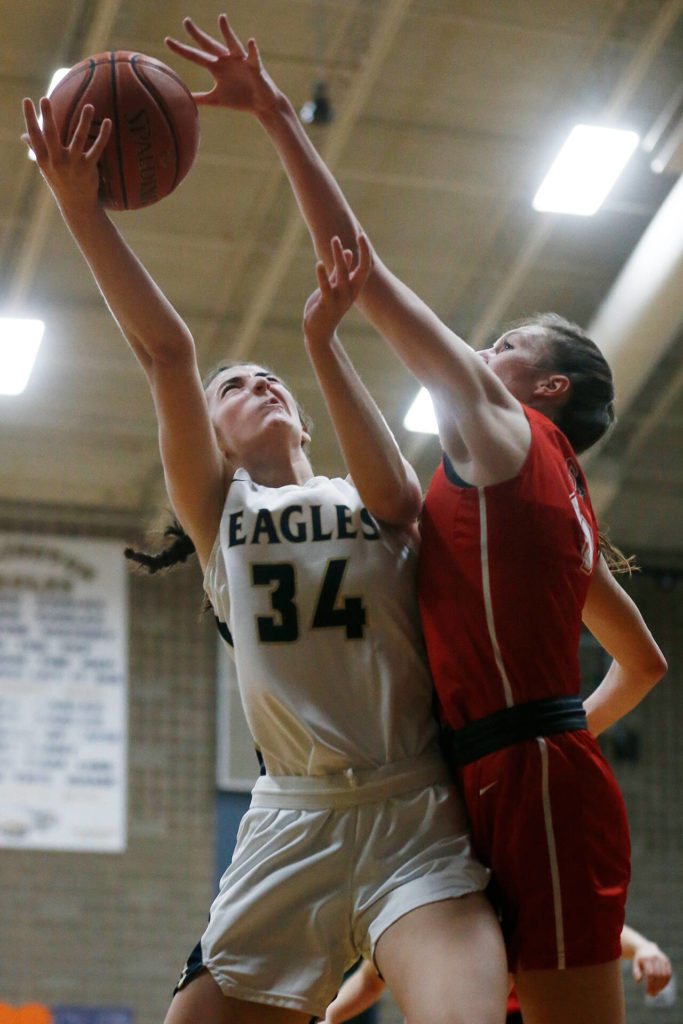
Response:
[418,407,599,729]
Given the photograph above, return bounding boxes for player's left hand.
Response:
[166,14,278,116]
[632,941,673,997]
[303,234,372,350]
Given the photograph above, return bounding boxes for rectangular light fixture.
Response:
[0,318,45,395]
[533,124,640,216]
[403,386,439,434]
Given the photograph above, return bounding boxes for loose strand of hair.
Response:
[598,529,638,576]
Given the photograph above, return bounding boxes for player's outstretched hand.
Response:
[303,234,373,351]
[166,13,278,115]
[632,941,673,997]
[21,98,111,213]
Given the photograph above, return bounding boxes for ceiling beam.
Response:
[584,172,683,514]
[588,173,683,413]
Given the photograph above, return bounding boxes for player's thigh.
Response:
[374,893,508,1024]
[515,959,625,1024]
[164,968,313,1024]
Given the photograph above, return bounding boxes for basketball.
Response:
[48,51,200,210]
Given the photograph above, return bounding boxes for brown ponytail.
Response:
[124,518,196,574]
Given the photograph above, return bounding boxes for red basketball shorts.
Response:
[459,729,630,971]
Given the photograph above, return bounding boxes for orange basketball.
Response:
[48,51,200,210]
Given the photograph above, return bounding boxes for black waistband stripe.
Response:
[440,696,587,766]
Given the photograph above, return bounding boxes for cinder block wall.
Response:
[610,569,682,1023]
[0,503,217,1024]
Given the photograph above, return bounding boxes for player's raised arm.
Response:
[166,15,531,483]
[303,235,422,530]
[21,97,229,567]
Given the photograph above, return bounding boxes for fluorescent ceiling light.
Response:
[28,67,70,161]
[533,124,640,216]
[404,387,439,434]
[0,318,45,395]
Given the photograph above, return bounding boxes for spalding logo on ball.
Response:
[49,51,200,210]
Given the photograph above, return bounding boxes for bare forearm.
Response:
[325,963,386,1024]
[259,98,445,368]
[621,925,647,960]
[57,201,193,370]
[258,92,361,263]
[582,558,667,736]
[257,95,501,404]
[584,661,661,736]
[307,332,421,526]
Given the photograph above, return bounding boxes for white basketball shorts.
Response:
[175,753,489,1018]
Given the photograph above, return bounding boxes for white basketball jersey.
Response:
[204,469,439,776]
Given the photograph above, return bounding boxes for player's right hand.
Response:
[21,98,111,212]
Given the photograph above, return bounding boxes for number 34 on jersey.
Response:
[252,558,367,643]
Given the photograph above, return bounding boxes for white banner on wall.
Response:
[0,534,128,851]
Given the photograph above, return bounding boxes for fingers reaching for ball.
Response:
[166,14,274,113]
[22,97,111,162]
[303,234,373,351]
[69,103,112,162]
[20,97,47,161]
[22,96,112,212]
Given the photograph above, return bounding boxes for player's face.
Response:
[478,327,550,403]
[207,364,305,458]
